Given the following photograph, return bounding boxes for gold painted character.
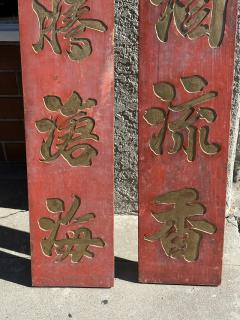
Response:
[144,75,220,161]
[36,91,99,167]
[150,0,227,48]
[39,195,105,263]
[145,188,216,262]
[32,0,107,60]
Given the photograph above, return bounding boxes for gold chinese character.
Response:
[39,195,105,263]
[36,91,99,167]
[144,75,221,161]
[150,0,227,48]
[32,0,107,60]
[145,188,216,262]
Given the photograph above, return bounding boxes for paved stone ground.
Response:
[0,204,240,319]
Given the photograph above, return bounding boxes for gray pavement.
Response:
[0,207,240,320]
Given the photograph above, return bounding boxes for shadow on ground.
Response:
[0,252,31,287]
[0,163,28,210]
[115,257,138,283]
[0,226,31,286]
[0,226,138,286]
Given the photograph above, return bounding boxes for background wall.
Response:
[115,0,138,214]
[0,43,25,162]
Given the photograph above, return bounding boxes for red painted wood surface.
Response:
[18,0,114,287]
[139,1,237,285]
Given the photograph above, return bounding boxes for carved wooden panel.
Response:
[139,0,238,285]
[18,0,114,287]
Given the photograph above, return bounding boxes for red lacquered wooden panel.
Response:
[19,0,114,287]
[139,0,237,285]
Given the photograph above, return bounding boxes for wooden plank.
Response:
[18,0,114,287]
[139,0,238,285]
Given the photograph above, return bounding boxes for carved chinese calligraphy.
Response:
[151,0,228,48]
[32,0,107,61]
[144,188,216,262]
[139,0,237,285]
[39,195,105,263]
[19,0,114,287]
[143,75,220,161]
[36,92,99,166]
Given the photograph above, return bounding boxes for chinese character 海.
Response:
[144,75,221,161]
[144,188,216,262]
[32,0,107,60]
[39,195,105,263]
[150,0,227,48]
[35,91,99,167]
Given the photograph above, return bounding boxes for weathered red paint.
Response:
[139,1,238,285]
[18,0,114,287]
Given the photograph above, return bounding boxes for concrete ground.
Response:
[0,207,240,319]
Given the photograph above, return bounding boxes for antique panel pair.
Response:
[18,0,237,287]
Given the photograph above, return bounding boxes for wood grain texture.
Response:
[139,0,238,285]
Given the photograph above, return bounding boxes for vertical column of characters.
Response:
[139,0,237,285]
[18,0,114,287]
